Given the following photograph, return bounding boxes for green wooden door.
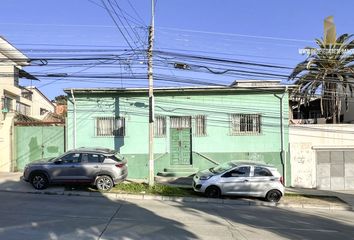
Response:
[16,126,65,171]
[170,128,191,165]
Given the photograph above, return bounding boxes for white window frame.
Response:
[96,116,125,137]
[170,116,191,129]
[230,114,261,135]
[154,116,166,137]
[16,102,30,115]
[194,115,207,137]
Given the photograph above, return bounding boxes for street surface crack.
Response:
[98,204,122,240]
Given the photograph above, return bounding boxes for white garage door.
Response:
[316,150,354,190]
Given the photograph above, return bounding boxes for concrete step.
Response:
[157,171,196,177]
[164,167,198,173]
[155,176,193,186]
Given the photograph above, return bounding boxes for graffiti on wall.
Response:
[291,142,314,188]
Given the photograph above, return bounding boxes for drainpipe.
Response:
[71,89,77,149]
[274,86,288,185]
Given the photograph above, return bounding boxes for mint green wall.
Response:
[66,90,290,184]
[15,126,65,171]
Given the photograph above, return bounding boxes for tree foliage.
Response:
[54,95,67,105]
[289,34,354,123]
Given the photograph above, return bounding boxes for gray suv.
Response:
[193,161,284,202]
[23,148,128,191]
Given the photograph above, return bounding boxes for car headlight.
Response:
[199,175,212,180]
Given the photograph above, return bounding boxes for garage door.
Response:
[316,150,354,190]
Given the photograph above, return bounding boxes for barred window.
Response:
[170,116,191,128]
[194,115,207,136]
[154,116,166,137]
[96,117,125,136]
[16,102,30,115]
[230,114,260,135]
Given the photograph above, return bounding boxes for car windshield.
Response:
[209,162,236,174]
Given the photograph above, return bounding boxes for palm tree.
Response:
[289,34,354,123]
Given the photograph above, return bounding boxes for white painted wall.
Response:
[0,113,15,172]
[0,66,20,172]
[289,124,354,188]
[26,87,55,120]
[0,37,29,172]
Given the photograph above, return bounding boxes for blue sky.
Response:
[0,0,353,99]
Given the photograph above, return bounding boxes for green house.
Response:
[64,81,290,185]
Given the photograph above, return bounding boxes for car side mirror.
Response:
[54,159,63,164]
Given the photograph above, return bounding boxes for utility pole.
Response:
[148,0,155,186]
[274,86,288,186]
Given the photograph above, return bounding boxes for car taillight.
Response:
[115,163,125,168]
[280,176,284,185]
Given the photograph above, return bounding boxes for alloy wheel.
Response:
[32,175,45,189]
[97,176,113,191]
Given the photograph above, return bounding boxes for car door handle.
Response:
[70,165,76,168]
[243,179,249,182]
[93,166,99,168]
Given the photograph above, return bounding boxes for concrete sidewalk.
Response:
[286,187,354,210]
[1,171,353,210]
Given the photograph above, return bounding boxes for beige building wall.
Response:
[289,124,354,188]
[0,66,20,172]
[26,87,55,120]
[0,113,15,172]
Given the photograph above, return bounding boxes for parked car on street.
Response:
[193,161,284,202]
[23,147,128,191]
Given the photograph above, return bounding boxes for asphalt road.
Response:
[0,192,354,240]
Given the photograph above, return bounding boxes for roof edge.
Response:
[64,85,295,94]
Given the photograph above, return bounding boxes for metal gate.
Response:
[15,125,65,171]
[316,149,354,190]
[170,116,191,165]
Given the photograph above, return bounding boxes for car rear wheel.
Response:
[265,189,282,202]
[31,173,49,190]
[96,175,113,191]
[205,186,221,198]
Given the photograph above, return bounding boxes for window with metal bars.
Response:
[154,116,166,137]
[16,102,30,115]
[170,116,191,128]
[194,115,207,136]
[230,114,260,135]
[96,117,125,137]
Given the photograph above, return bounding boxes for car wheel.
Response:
[205,186,221,198]
[96,175,113,191]
[265,190,282,202]
[31,173,49,190]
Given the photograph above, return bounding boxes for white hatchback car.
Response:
[193,161,284,202]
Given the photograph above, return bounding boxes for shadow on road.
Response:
[0,180,197,240]
[173,200,354,240]
[1,180,354,239]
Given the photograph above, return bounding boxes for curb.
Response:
[0,188,352,211]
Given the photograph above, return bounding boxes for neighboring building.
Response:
[290,124,354,190]
[290,96,354,124]
[0,37,55,171]
[23,86,55,120]
[64,81,291,184]
[289,94,354,190]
